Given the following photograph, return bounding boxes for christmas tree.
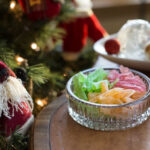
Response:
[0,0,96,110]
[0,0,105,149]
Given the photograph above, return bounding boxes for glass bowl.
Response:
[66,68,150,131]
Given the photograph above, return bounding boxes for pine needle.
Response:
[27,64,51,86]
[0,48,17,69]
[0,129,28,150]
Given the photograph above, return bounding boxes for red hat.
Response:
[0,61,16,83]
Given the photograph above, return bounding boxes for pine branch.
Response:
[56,0,75,22]
[0,48,17,69]
[0,131,28,150]
[36,22,65,49]
[27,64,51,86]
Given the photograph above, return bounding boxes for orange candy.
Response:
[88,81,145,105]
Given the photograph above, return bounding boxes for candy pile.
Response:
[108,65,146,92]
[73,66,146,105]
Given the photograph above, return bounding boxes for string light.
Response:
[30,42,40,52]
[10,0,16,10]
[36,99,44,107]
[16,56,24,64]
[36,98,48,108]
[63,73,67,77]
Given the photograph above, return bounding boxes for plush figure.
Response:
[60,0,108,61]
[0,61,34,137]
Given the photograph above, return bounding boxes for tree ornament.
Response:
[60,0,108,61]
[15,67,27,82]
[18,0,61,21]
[0,61,34,137]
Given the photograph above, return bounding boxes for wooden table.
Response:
[30,57,150,150]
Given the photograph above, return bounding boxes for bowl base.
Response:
[68,106,150,131]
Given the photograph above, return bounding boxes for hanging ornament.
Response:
[15,67,27,82]
[18,0,61,21]
[60,0,108,61]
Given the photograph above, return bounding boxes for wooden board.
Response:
[31,57,150,150]
[31,95,150,150]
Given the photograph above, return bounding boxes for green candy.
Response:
[73,68,108,100]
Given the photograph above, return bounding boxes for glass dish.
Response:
[93,34,150,71]
[66,68,150,131]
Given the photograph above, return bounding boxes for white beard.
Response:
[75,0,93,11]
[0,76,33,118]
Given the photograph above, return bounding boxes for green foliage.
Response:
[0,48,17,69]
[36,22,65,50]
[32,44,97,99]
[0,0,74,60]
[56,0,75,22]
[27,64,51,86]
[0,131,28,150]
[0,0,97,148]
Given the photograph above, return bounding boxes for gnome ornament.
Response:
[0,61,34,137]
[60,0,108,61]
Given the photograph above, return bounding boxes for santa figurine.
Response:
[0,61,34,137]
[60,0,108,61]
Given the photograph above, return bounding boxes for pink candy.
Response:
[108,66,146,92]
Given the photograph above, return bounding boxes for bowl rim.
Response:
[66,67,150,108]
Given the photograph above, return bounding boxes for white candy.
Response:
[117,19,150,61]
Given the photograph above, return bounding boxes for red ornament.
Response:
[0,61,33,137]
[104,39,120,55]
[18,0,61,21]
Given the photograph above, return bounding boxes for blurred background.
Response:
[93,0,150,33]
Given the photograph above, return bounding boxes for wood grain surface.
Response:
[31,57,150,150]
[31,95,150,150]
[30,95,66,150]
[51,102,150,150]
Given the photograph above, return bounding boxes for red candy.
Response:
[104,39,120,54]
[108,66,146,92]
